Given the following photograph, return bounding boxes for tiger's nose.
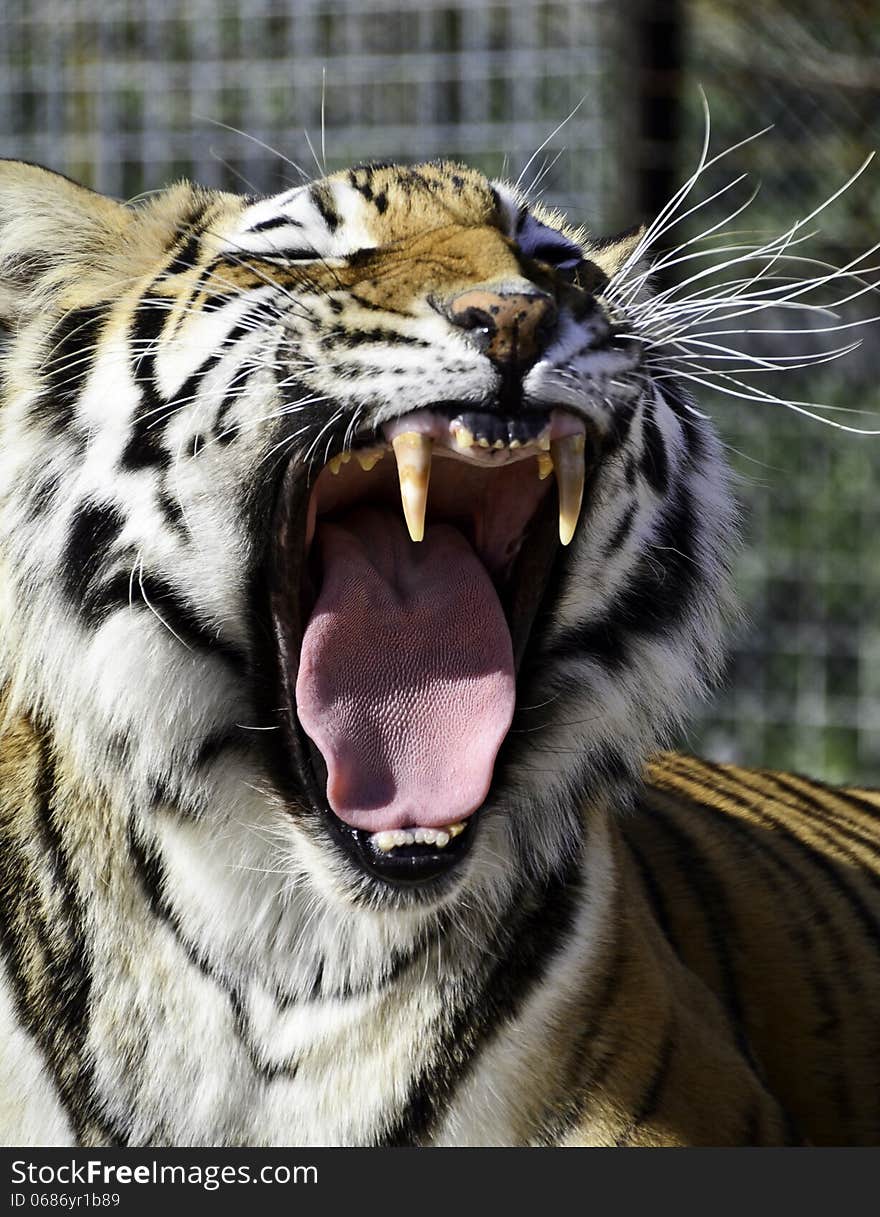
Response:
[448,288,557,370]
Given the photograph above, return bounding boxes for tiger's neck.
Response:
[1,703,792,1146]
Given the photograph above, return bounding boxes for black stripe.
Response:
[837,788,880,820]
[164,204,209,277]
[542,486,698,672]
[615,1019,676,1144]
[347,292,412,316]
[135,573,248,671]
[248,248,321,263]
[635,794,756,1064]
[39,306,107,434]
[127,816,399,1084]
[609,395,639,448]
[23,473,60,521]
[309,184,341,233]
[616,486,696,629]
[156,485,187,538]
[194,729,241,768]
[348,168,375,202]
[127,821,221,986]
[639,397,670,495]
[621,832,679,951]
[126,815,294,1091]
[764,773,880,861]
[248,215,305,234]
[535,934,624,1144]
[120,296,171,471]
[656,376,706,462]
[697,761,880,954]
[76,563,247,670]
[634,792,813,1141]
[543,618,628,672]
[0,742,122,1143]
[379,861,581,1145]
[743,1099,763,1146]
[320,325,429,350]
[662,766,857,1039]
[166,359,221,413]
[668,759,873,1137]
[79,569,134,626]
[229,988,298,1083]
[603,501,637,557]
[168,232,202,275]
[62,501,126,611]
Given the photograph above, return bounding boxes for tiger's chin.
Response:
[261,402,593,889]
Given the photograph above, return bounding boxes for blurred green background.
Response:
[1,0,877,781]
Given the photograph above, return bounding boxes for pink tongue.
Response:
[295,507,515,832]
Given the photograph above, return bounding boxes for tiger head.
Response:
[0,159,733,910]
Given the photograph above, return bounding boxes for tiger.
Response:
[0,155,878,1148]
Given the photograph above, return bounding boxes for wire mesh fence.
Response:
[0,0,630,220]
[680,0,880,780]
[0,0,877,780]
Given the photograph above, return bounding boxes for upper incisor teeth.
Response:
[356,448,384,472]
[551,433,586,546]
[391,431,433,542]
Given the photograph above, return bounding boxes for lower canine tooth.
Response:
[391,431,432,542]
[551,433,586,546]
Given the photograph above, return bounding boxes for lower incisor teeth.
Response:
[551,433,586,546]
[391,431,432,542]
[373,822,465,852]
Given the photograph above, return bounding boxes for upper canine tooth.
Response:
[551,433,586,545]
[391,432,432,542]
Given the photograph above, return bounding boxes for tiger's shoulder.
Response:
[619,749,880,1145]
[644,749,880,850]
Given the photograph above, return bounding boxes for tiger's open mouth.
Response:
[268,405,590,885]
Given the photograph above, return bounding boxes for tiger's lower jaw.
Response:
[264,405,591,888]
[326,809,476,886]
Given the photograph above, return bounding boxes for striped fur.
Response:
[0,159,877,1146]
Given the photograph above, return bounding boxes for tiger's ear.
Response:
[0,160,131,327]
